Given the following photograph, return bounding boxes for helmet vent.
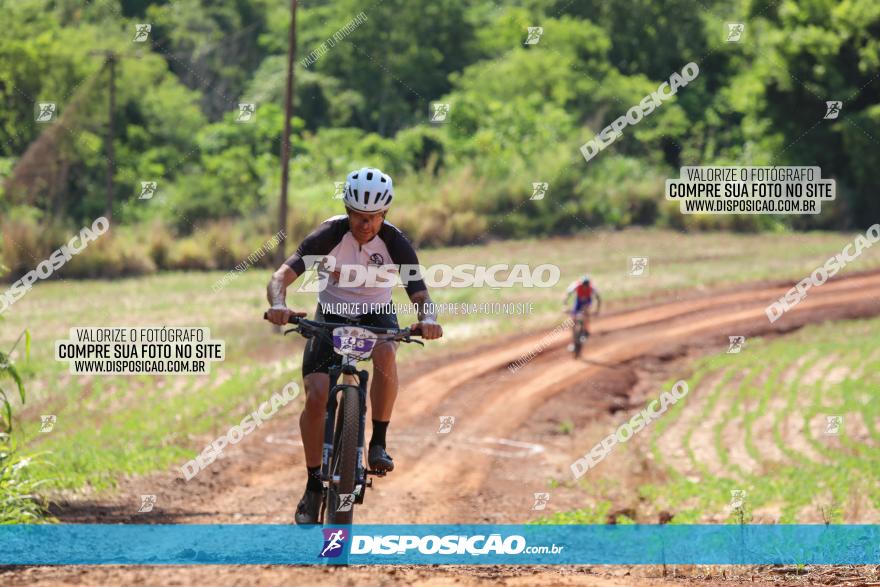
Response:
[345,167,393,211]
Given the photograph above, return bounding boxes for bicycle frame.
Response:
[265,312,421,525]
[570,303,597,325]
[569,304,597,358]
[321,355,371,520]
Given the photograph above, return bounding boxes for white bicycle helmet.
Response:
[342,167,393,213]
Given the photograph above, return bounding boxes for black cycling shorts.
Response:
[301,303,400,376]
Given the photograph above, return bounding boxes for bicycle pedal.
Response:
[366,469,387,477]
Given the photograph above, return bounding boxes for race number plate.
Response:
[332,326,377,360]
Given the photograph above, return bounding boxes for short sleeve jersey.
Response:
[567,281,595,301]
[284,215,427,313]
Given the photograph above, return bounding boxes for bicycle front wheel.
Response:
[325,385,360,525]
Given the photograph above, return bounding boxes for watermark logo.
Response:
[35,102,57,123]
[824,101,842,120]
[295,255,560,291]
[666,166,835,215]
[301,12,368,68]
[437,416,455,434]
[298,269,330,293]
[0,217,110,315]
[139,181,158,200]
[337,494,355,512]
[349,533,557,556]
[825,415,843,435]
[530,182,549,200]
[525,27,544,45]
[180,382,301,480]
[138,494,157,513]
[571,380,689,479]
[629,256,648,276]
[39,415,56,432]
[726,23,744,42]
[319,528,348,558]
[133,24,151,42]
[295,256,335,293]
[509,318,573,373]
[581,62,699,163]
[333,181,346,199]
[766,224,880,323]
[212,230,286,293]
[729,489,746,510]
[55,326,225,376]
[11,457,32,472]
[531,492,550,510]
[236,103,256,123]
[430,102,451,123]
[727,336,745,354]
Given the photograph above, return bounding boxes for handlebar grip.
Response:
[263,310,300,324]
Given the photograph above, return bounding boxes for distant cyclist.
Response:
[266,166,443,524]
[563,274,601,339]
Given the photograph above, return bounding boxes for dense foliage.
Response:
[1,0,878,277]
[0,326,48,523]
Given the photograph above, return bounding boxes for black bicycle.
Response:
[265,313,422,524]
[567,305,598,359]
[572,311,587,358]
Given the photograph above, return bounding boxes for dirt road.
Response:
[6,271,880,586]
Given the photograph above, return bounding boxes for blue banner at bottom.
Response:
[1,524,879,565]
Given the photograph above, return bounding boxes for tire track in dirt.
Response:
[9,271,880,586]
[397,271,880,422]
[399,273,880,507]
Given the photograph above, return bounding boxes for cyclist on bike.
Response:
[266,167,442,525]
[564,274,601,346]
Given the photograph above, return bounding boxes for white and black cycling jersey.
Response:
[284,215,427,314]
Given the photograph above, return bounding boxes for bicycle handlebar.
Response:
[263,311,423,340]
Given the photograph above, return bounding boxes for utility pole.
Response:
[88,45,185,222]
[105,53,116,222]
[90,50,128,223]
[277,0,298,264]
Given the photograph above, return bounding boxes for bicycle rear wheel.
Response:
[325,385,360,525]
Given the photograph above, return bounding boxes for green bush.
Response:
[0,439,51,523]
[0,212,305,280]
[200,221,246,270]
[64,231,156,279]
[147,222,173,269]
[168,238,216,271]
[448,210,489,245]
[0,207,52,277]
[0,327,49,523]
